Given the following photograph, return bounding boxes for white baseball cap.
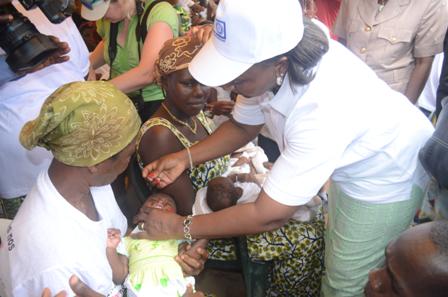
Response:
[80,0,111,21]
[189,0,304,87]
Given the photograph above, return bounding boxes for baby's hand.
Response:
[107,228,122,249]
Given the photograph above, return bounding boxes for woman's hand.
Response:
[41,275,104,297]
[17,36,70,75]
[176,239,209,276]
[132,208,184,240]
[189,24,214,44]
[142,151,189,188]
[207,101,235,116]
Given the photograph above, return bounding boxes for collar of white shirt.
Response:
[267,74,309,118]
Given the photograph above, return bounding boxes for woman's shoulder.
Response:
[138,117,189,153]
[140,117,178,142]
[144,0,179,35]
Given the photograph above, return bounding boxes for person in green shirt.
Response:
[82,0,179,121]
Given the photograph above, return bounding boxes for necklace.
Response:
[162,103,198,134]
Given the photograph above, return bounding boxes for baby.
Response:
[198,173,322,222]
[206,176,243,211]
[106,193,195,297]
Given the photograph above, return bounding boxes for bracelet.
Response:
[185,146,194,170]
[183,215,193,241]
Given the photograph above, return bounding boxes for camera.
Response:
[0,0,75,72]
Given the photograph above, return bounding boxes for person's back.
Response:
[0,1,89,212]
[295,39,433,203]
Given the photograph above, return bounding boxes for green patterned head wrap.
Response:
[20,81,142,167]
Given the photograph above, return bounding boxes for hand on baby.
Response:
[106,228,122,249]
[176,239,209,276]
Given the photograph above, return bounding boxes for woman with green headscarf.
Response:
[5,81,207,297]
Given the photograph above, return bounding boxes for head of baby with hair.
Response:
[143,193,177,213]
[206,177,243,211]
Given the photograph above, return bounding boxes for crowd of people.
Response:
[1,0,448,296]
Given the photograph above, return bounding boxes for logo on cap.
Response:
[214,19,226,41]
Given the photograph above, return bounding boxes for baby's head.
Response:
[206,176,243,211]
[142,193,177,213]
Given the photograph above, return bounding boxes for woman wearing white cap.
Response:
[81,0,179,121]
[135,0,434,295]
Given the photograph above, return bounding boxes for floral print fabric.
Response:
[19,81,141,167]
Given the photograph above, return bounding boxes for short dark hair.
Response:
[431,220,448,256]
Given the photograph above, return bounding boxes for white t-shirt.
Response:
[0,1,89,198]
[417,53,444,113]
[233,40,434,205]
[7,171,127,297]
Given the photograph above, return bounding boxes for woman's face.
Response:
[103,0,127,23]
[226,59,281,98]
[163,68,211,117]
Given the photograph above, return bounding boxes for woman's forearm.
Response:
[89,41,106,70]
[109,64,155,94]
[180,191,298,239]
[189,119,262,166]
[405,56,434,104]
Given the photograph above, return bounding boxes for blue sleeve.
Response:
[0,55,18,86]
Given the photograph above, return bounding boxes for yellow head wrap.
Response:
[20,81,142,167]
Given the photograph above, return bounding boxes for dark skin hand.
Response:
[207,100,235,116]
[0,0,13,23]
[16,36,71,75]
[132,211,209,276]
[0,1,70,74]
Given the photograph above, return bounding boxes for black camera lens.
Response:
[20,0,76,24]
[0,4,59,73]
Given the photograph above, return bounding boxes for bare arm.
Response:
[106,248,129,285]
[134,190,299,240]
[139,125,197,215]
[106,229,128,284]
[89,40,106,70]
[405,56,434,104]
[109,22,173,93]
[143,119,262,187]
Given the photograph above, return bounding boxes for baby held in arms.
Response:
[194,144,322,221]
[106,193,196,297]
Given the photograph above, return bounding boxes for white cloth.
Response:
[0,1,89,198]
[224,142,269,176]
[417,53,444,113]
[0,219,12,297]
[233,39,434,206]
[7,171,127,297]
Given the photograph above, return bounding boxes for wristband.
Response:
[183,215,193,240]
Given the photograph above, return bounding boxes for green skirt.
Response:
[321,184,424,297]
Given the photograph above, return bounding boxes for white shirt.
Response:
[7,171,127,297]
[417,53,444,113]
[233,40,434,205]
[0,1,89,198]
